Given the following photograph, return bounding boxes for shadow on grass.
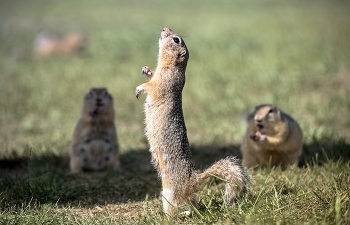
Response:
[0,136,349,210]
[0,149,160,210]
[299,136,350,167]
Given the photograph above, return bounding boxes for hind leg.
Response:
[161,188,177,215]
[69,145,85,173]
[162,189,197,216]
[182,195,199,216]
[283,151,301,166]
[242,148,259,168]
[70,156,83,173]
[113,159,121,171]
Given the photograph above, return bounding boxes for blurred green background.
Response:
[0,0,349,157]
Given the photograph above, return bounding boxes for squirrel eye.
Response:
[268,108,274,113]
[173,37,180,44]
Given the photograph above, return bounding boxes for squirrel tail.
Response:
[198,156,250,205]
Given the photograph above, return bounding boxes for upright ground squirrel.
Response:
[136,28,250,216]
[33,32,87,56]
[69,88,120,173]
[241,104,303,168]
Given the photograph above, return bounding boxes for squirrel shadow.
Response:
[0,137,349,210]
[0,145,241,210]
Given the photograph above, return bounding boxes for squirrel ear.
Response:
[274,107,283,120]
[178,49,187,58]
[268,106,278,113]
[274,107,281,116]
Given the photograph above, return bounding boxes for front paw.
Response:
[142,66,153,78]
[249,133,260,141]
[259,134,267,141]
[135,85,144,99]
[249,131,266,142]
[89,106,104,116]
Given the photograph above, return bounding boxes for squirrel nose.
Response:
[163,27,172,33]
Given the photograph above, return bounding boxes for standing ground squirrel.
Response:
[241,104,303,168]
[136,28,250,216]
[69,88,120,173]
[33,33,87,56]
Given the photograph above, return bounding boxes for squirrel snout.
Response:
[161,27,173,37]
[96,98,104,107]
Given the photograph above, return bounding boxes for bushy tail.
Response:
[198,156,250,205]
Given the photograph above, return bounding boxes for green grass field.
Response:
[0,0,349,224]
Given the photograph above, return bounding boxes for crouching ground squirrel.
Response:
[33,32,87,56]
[241,104,303,168]
[136,28,250,216]
[69,88,120,173]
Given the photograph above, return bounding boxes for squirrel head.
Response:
[253,104,283,133]
[83,87,114,118]
[158,27,189,68]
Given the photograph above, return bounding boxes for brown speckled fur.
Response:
[69,88,120,173]
[136,28,250,216]
[241,104,303,168]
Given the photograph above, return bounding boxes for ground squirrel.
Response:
[135,28,250,216]
[33,32,87,56]
[241,104,303,168]
[69,88,120,173]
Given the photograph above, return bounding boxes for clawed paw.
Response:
[249,133,259,141]
[259,134,267,141]
[142,66,153,78]
[250,131,266,142]
[179,210,192,217]
[135,85,144,99]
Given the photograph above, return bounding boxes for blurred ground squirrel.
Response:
[69,88,120,173]
[33,32,87,56]
[241,104,303,168]
[136,28,250,216]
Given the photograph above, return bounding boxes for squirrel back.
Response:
[69,88,120,173]
[33,32,87,56]
[136,28,249,216]
[241,104,303,167]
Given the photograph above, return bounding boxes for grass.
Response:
[0,0,350,224]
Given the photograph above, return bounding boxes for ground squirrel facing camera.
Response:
[136,28,249,216]
[241,104,303,168]
[33,33,87,56]
[69,88,120,173]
